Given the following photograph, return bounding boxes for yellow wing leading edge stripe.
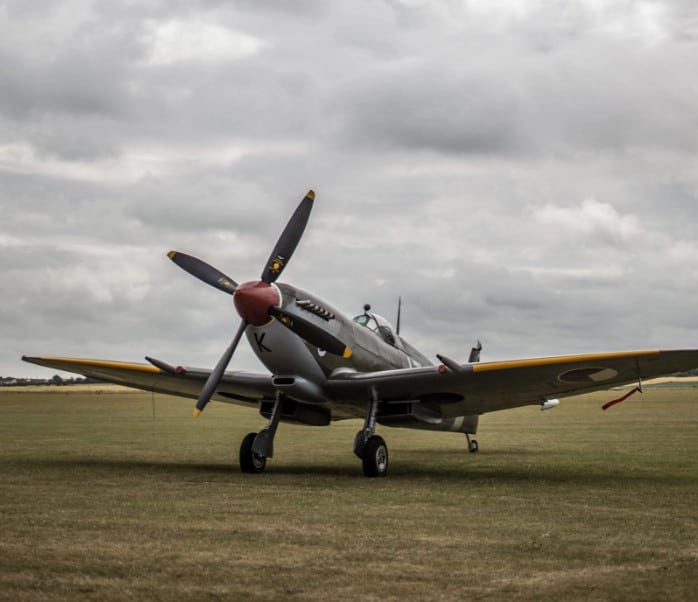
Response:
[471,349,661,373]
[31,357,161,374]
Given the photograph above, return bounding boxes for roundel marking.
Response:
[558,367,619,383]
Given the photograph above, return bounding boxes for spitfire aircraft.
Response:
[24,191,698,477]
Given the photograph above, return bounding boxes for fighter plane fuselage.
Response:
[245,283,432,386]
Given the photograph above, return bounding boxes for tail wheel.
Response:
[239,432,266,474]
[362,435,389,478]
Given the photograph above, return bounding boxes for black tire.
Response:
[362,435,388,478]
[469,439,479,453]
[239,432,266,474]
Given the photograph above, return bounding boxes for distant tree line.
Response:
[0,375,103,387]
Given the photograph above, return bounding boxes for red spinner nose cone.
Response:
[233,281,282,326]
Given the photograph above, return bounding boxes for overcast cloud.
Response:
[2,0,697,377]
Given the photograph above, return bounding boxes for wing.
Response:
[326,349,698,417]
[23,349,698,420]
[21,356,275,406]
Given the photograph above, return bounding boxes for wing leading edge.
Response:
[21,356,275,405]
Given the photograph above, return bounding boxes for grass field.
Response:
[1,388,696,601]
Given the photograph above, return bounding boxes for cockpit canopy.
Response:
[353,312,397,346]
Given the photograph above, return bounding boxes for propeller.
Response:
[168,190,352,416]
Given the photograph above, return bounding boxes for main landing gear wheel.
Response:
[362,435,389,478]
[239,432,266,474]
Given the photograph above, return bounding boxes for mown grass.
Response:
[0,388,696,601]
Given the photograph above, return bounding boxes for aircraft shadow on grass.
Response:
[12,456,691,487]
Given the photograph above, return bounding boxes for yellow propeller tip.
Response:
[193,409,201,418]
[342,347,353,359]
[306,190,315,201]
[167,250,176,259]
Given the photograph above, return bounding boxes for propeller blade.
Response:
[194,320,248,416]
[168,251,238,295]
[261,190,314,284]
[268,306,352,358]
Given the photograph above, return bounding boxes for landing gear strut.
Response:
[239,391,284,474]
[354,388,389,477]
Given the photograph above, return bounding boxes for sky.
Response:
[2,0,698,378]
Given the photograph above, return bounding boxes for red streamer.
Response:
[602,386,641,410]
